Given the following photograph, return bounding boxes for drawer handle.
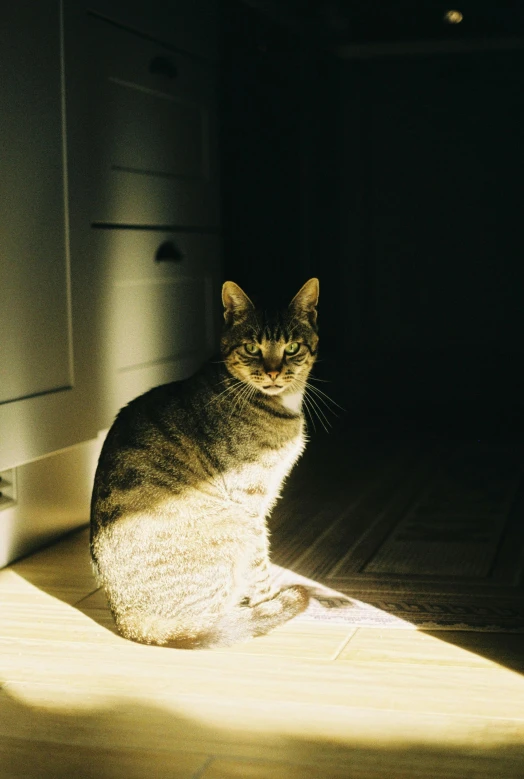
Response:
[155,241,184,262]
[149,56,177,79]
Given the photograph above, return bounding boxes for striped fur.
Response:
[90,279,319,648]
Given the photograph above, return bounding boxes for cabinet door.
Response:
[0,2,100,470]
[0,1,71,407]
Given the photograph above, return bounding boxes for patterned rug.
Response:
[270,428,524,632]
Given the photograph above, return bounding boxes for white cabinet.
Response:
[0,0,220,469]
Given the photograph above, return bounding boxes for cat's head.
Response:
[220,279,319,397]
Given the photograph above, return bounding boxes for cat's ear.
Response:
[222,281,254,324]
[289,278,319,325]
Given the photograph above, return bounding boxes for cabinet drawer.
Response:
[88,15,219,227]
[96,228,219,283]
[94,229,222,420]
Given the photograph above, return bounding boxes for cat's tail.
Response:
[116,585,309,649]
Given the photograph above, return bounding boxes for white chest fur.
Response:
[224,428,306,519]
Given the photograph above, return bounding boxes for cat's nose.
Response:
[266,370,280,381]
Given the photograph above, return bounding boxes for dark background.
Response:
[218,0,524,435]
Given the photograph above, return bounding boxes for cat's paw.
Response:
[278,584,310,614]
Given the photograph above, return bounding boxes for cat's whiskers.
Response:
[211,378,236,393]
[206,379,244,407]
[306,375,331,384]
[300,391,317,433]
[224,379,247,407]
[241,383,259,417]
[228,380,255,420]
[289,377,337,433]
[293,376,345,415]
[304,388,331,432]
[304,382,346,413]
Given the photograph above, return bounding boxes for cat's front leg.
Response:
[243,530,276,607]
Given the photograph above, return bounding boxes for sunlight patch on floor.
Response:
[2,532,524,778]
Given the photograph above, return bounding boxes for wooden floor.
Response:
[1,527,524,778]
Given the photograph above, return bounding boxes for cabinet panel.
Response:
[89,15,219,227]
[0,0,72,405]
[95,170,219,227]
[107,86,204,177]
[114,277,210,370]
[94,229,221,423]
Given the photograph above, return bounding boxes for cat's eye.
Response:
[284,342,300,355]
[244,343,261,355]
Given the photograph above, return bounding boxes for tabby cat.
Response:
[90,278,319,648]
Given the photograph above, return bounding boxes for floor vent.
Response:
[0,469,17,510]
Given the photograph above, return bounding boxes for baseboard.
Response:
[0,434,105,569]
